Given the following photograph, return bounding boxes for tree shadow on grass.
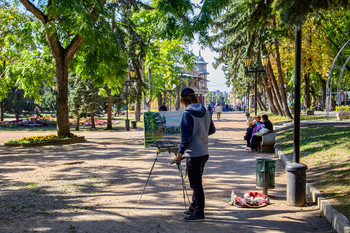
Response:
[276,125,350,158]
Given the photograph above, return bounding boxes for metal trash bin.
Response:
[131,121,137,129]
[256,158,276,189]
[286,163,308,206]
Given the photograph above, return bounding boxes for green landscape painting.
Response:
[144,111,183,147]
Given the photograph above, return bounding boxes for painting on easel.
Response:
[144,111,183,147]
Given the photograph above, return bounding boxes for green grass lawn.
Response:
[276,125,350,220]
[266,112,340,125]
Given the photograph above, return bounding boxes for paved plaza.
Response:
[0,112,335,232]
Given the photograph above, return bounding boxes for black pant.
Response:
[246,136,251,147]
[186,155,209,217]
[251,135,262,150]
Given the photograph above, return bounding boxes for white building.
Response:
[182,51,209,104]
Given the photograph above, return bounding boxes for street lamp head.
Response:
[261,55,269,67]
[129,69,136,79]
[244,56,252,67]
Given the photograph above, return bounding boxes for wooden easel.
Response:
[136,145,179,208]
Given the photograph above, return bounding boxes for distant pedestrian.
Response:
[215,104,222,120]
[338,90,346,106]
[207,102,214,115]
[34,106,41,117]
[159,103,168,111]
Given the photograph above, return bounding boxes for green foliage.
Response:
[153,0,194,41]
[336,106,350,112]
[145,39,195,96]
[73,11,128,94]
[273,0,350,27]
[0,5,54,101]
[3,87,34,118]
[68,76,102,117]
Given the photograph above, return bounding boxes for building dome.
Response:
[196,50,208,74]
[197,51,205,62]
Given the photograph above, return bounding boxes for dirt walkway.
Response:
[0,112,334,233]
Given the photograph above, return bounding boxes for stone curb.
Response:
[275,147,350,233]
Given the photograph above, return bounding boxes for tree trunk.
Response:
[55,57,71,136]
[76,112,80,131]
[303,72,311,109]
[158,92,162,109]
[1,59,4,121]
[320,77,327,108]
[263,77,277,114]
[257,94,267,111]
[143,67,153,111]
[0,101,3,121]
[272,16,293,119]
[163,90,167,104]
[266,63,284,115]
[107,94,113,129]
[135,96,141,121]
[134,67,142,121]
[90,112,95,128]
[175,86,180,110]
[263,44,284,116]
[310,89,317,108]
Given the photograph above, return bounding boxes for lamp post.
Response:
[124,69,136,131]
[285,27,308,207]
[244,55,270,116]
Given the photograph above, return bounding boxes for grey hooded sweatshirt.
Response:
[178,103,216,157]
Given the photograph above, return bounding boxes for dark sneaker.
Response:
[184,215,205,221]
[183,211,191,216]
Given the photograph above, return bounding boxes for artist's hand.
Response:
[175,153,183,164]
[175,155,182,164]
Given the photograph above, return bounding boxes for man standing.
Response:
[215,103,222,121]
[159,103,168,111]
[175,88,216,221]
[207,102,214,115]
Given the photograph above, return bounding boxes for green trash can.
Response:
[256,158,276,189]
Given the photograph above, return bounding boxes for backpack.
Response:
[207,105,212,112]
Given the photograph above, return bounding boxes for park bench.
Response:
[260,132,276,153]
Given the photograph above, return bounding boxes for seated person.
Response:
[249,115,273,152]
[244,115,261,147]
[244,121,255,147]
[261,114,273,132]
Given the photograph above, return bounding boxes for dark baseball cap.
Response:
[181,88,195,97]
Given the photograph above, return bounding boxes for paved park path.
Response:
[0,112,335,233]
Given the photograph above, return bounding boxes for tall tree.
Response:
[18,0,107,137]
